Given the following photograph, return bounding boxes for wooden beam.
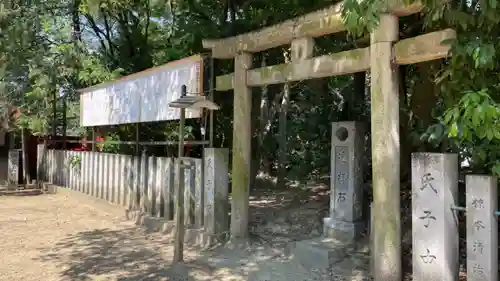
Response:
[214,28,456,91]
[395,28,456,65]
[203,1,423,59]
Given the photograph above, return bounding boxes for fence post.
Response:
[466,175,498,281]
[411,153,458,281]
[155,157,163,218]
[131,154,140,209]
[194,158,204,228]
[163,158,175,220]
[147,156,156,215]
[82,152,88,194]
[184,161,196,226]
[139,150,147,212]
[50,149,54,184]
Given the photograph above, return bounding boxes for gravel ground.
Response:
[0,189,326,281]
[0,189,206,281]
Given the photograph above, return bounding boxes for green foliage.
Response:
[165,124,195,141]
[341,0,384,38]
[441,89,500,175]
[2,0,500,185]
[68,155,82,172]
[341,0,500,177]
[102,133,120,153]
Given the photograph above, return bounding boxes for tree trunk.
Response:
[410,61,439,129]
[250,64,262,190]
[250,54,267,189]
[71,0,82,42]
[277,49,291,189]
[62,94,67,150]
[250,54,284,187]
[52,91,57,139]
[36,135,48,188]
[21,128,31,186]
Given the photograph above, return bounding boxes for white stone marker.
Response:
[323,121,364,240]
[203,148,229,237]
[466,175,498,281]
[411,153,458,281]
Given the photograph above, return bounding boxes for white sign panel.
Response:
[80,55,203,127]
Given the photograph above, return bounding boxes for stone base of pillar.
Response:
[323,217,364,241]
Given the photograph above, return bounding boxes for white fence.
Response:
[38,146,206,228]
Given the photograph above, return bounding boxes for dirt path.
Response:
[0,189,325,281]
[0,189,201,281]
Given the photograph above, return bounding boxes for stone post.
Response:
[204,148,229,239]
[370,14,401,281]
[163,158,175,220]
[8,149,20,185]
[323,121,364,241]
[148,156,156,215]
[411,153,458,281]
[184,162,196,226]
[466,175,498,281]
[139,150,147,212]
[194,158,204,228]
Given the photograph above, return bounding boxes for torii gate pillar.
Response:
[370,14,401,281]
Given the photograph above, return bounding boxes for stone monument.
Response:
[293,121,369,274]
[323,121,365,241]
[203,148,229,240]
[411,153,458,281]
[466,175,498,281]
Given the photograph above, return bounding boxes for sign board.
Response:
[80,55,203,127]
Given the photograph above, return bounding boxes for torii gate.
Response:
[202,2,455,280]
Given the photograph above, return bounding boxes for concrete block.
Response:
[323,217,365,241]
[46,184,58,194]
[293,238,354,271]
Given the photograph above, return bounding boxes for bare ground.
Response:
[0,188,334,281]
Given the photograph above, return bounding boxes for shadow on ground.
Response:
[34,226,298,281]
[35,227,210,281]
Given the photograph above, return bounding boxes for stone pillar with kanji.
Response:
[411,153,458,281]
[466,175,498,281]
[323,121,365,241]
